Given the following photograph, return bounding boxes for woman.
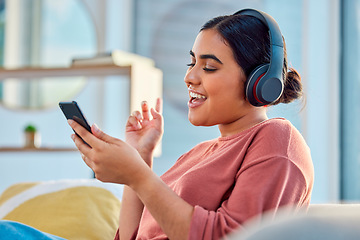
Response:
[69,9,314,240]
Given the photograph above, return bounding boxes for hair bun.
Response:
[275,68,302,104]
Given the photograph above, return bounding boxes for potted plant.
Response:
[24,124,40,148]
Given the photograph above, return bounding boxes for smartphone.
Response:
[59,101,92,145]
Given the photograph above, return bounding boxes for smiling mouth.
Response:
[190,91,207,100]
[189,91,207,107]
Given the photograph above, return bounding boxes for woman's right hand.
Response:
[125,98,163,166]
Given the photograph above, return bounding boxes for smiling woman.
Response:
[185,29,247,129]
[0,0,96,110]
[0,7,314,240]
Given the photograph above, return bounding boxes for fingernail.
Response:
[71,134,75,141]
[67,119,74,125]
[93,123,101,134]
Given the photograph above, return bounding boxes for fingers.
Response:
[91,123,114,143]
[131,110,142,120]
[70,132,93,166]
[150,107,161,120]
[151,98,163,120]
[141,101,150,121]
[126,111,142,131]
[70,133,90,153]
[155,98,162,114]
[140,99,162,119]
[79,149,94,169]
[126,99,163,130]
[68,119,101,148]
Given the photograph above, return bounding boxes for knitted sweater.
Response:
[116,118,314,240]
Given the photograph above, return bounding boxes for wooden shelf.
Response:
[0,63,162,114]
[0,147,78,152]
[0,61,163,156]
[0,64,131,79]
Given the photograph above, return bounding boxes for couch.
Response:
[229,203,360,239]
[1,179,360,240]
[0,179,123,240]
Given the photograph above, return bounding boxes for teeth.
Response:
[189,92,206,99]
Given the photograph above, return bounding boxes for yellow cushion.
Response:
[0,182,38,205]
[0,179,123,240]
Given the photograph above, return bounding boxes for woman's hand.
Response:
[68,120,151,186]
[125,98,163,166]
[69,114,194,240]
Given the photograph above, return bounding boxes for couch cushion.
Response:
[0,179,123,240]
[228,203,360,240]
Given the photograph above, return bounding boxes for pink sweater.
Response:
[116,118,314,240]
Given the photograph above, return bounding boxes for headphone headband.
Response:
[234,9,284,106]
[234,9,283,48]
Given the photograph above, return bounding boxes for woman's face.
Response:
[184,29,252,127]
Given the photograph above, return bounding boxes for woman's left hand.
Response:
[68,120,150,185]
[125,98,163,166]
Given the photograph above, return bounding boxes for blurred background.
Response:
[0,0,358,204]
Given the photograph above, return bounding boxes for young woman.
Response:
[69,9,314,240]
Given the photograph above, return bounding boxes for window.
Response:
[0,0,96,109]
[0,0,5,99]
[341,0,360,200]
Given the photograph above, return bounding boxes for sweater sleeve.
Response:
[113,227,139,240]
[188,157,309,240]
[113,229,119,240]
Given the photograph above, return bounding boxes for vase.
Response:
[24,131,41,148]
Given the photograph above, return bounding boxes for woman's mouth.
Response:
[188,91,207,108]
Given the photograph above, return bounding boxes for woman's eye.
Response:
[186,63,217,72]
[203,67,217,72]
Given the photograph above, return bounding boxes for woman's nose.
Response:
[184,67,200,86]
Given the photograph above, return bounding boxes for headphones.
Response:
[234,9,284,107]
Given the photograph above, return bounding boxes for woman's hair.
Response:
[200,14,302,105]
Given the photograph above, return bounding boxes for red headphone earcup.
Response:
[246,64,269,106]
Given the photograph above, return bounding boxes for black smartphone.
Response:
[59,101,92,145]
